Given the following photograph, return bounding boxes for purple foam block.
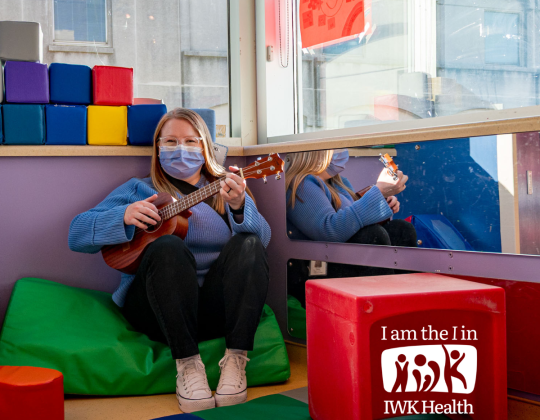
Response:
[5,61,49,104]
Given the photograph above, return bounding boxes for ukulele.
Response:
[356,153,399,224]
[101,153,285,274]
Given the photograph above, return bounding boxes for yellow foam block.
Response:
[87,105,128,145]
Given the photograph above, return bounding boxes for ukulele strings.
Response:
[161,167,263,219]
[133,168,264,233]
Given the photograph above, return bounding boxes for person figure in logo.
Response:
[412,354,441,392]
[442,345,467,392]
[392,354,409,392]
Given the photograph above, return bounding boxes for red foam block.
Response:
[92,65,133,106]
[306,273,507,420]
[0,366,64,420]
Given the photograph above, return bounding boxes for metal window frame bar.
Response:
[229,0,258,145]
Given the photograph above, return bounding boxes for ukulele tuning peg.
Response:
[263,175,267,184]
[257,157,262,161]
[275,174,281,181]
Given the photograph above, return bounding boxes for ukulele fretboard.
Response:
[159,178,224,221]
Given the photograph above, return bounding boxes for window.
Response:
[484,11,520,66]
[264,0,538,139]
[8,0,232,136]
[53,0,108,44]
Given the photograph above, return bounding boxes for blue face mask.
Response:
[327,149,349,177]
[159,145,206,180]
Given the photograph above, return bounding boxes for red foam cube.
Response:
[0,366,64,420]
[92,65,133,106]
[306,273,507,420]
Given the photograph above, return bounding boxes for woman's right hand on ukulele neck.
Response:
[124,194,162,229]
[375,168,408,198]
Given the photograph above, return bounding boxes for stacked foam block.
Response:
[0,20,167,146]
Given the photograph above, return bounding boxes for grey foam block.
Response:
[0,21,43,63]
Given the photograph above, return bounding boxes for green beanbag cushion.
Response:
[287,295,306,340]
[0,278,290,395]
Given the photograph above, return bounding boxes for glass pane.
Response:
[287,0,536,136]
[484,11,520,65]
[54,0,107,43]
[7,0,231,134]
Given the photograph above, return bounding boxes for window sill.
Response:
[0,145,244,157]
[0,146,152,157]
[48,44,114,54]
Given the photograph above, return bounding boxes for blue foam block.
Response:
[3,104,45,144]
[0,105,3,144]
[46,105,87,145]
[49,63,92,105]
[191,108,216,142]
[127,104,167,146]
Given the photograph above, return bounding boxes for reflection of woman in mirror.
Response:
[286,149,417,289]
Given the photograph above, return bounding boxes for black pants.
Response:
[122,233,269,360]
[288,219,417,307]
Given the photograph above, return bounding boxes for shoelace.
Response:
[176,357,209,393]
[218,353,250,388]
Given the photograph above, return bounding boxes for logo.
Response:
[382,345,477,394]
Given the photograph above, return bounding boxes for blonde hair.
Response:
[285,150,357,209]
[150,108,254,214]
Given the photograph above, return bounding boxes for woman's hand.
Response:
[386,196,400,214]
[124,194,161,229]
[375,169,408,198]
[220,166,246,210]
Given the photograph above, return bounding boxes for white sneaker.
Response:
[176,354,215,413]
[215,349,250,407]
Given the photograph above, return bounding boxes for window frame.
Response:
[49,0,113,53]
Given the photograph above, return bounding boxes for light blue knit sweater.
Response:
[286,175,392,242]
[69,176,271,307]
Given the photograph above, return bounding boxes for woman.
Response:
[69,108,271,413]
[286,150,417,303]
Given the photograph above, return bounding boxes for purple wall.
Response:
[3,148,540,339]
[0,155,246,326]
[0,156,151,325]
[341,155,383,190]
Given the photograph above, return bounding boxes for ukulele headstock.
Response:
[242,153,285,183]
[379,153,399,181]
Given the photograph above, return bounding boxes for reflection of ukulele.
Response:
[356,153,399,223]
[102,154,284,274]
[356,153,399,197]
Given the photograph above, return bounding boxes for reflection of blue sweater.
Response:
[69,176,271,307]
[286,175,392,242]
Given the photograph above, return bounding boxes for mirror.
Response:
[285,133,538,255]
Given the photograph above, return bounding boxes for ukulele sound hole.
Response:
[144,219,163,233]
